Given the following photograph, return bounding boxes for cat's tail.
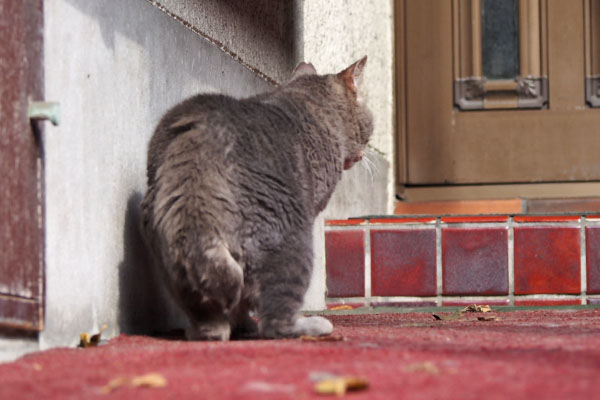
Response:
[146,185,243,314]
[172,239,244,341]
[191,239,244,314]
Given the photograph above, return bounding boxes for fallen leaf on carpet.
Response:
[101,373,167,394]
[404,361,439,374]
[314,376,369,396]
[301,334,345,342]
[130,373,168,388]
[432,310,462,321]
[79,324,107,348]
[240,381,296,394]
[462,304,492,313]
[477,315,499,321]
[329,305,354,311]
[101,377,129,394]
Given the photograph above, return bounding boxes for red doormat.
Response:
[2,309,599,399]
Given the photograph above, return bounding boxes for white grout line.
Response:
[581,217,588,305]
[436,218,443,306]
[508,217,515,306]
[364,223,372,306]
[326,294,587,305]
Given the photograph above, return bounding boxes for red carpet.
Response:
[2,309,599,399]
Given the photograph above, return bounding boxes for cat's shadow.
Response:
[117,192,187,339]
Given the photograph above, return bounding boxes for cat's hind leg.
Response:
[256,233,333,338]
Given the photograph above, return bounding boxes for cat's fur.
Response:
[140,57,373,340]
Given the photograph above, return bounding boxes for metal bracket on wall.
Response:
[454,76,548,110]
[28,101,60,126]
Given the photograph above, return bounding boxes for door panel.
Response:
[403,0,600,185]
[0,0,44,330]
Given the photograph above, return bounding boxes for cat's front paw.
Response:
[292,316,333,337]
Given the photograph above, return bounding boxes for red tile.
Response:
[587,298,600,305]
[325,219,366,226]
[369,217,436,224]
[514,227,581,294]
[442,228,508,295]
[514,299,582,306]
[513,215,580,222]
[441,300,509,307]
[585,226,600,294]
[441,216,509,223]
[370,229,436,296]
[325,230,365,297]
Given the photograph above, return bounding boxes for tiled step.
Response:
[324,215,600,308]
[394,197,600,215]
[394,199,524,215]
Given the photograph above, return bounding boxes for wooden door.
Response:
[0,0,45,331]
[398,0,600,186]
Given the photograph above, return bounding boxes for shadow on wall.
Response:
[117,192,187,335]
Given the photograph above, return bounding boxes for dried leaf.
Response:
[79,324,107,348]
[329,305,354,311]
[101,373,167,394]
[101,377,129,394]
[462,304,492,313]
[405,362,439,374]
[477,315,499,322]
[301,334,345,342]
[432,310,462,321]
[314,376,368,396]
[130,373,168,388]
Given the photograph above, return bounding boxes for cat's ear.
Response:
[291,62,317,79]
[339,56,367,94]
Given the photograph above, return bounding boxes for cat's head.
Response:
[291,56,373,170]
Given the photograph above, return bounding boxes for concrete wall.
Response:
[1,0,395,359]
[40,0,273,349]
[145,0,300,84]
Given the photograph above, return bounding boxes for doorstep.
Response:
[394,197,600,215]
[324,214,600,308]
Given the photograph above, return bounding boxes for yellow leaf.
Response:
[329,305,354,311]
[405,361,439,374]
[100,373,167,394]
[301,334,345,342]
[432,310,462,321]
[314,376,368,396]
[79,324,107,348]
[462,304,492,313]
[101,377,129,394]
[130,373,168,388]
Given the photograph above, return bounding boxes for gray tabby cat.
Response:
[141,56,373,340]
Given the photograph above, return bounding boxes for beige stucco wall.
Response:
[301,0,396,211]
[299,1,396,309]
